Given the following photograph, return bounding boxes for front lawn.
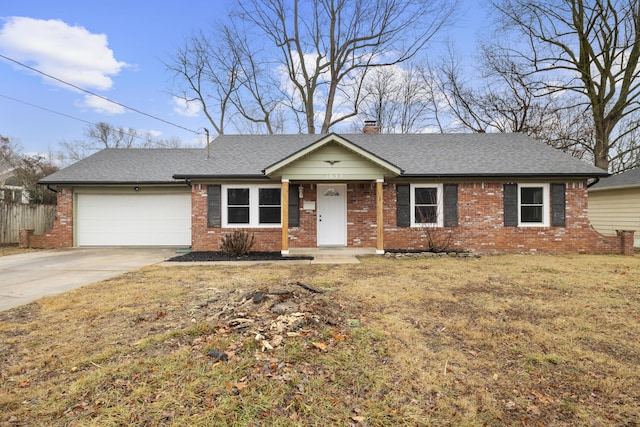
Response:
[0,244,39,257]
[1,254,638,426]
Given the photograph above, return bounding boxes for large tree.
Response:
[492,0,640,171]
[169,0,457,135]
[438,45,594,160]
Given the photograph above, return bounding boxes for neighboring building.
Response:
[0,159,26,204]
[588,167,640,248]
[31,131,634,255]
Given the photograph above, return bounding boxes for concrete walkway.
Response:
[0,248,175,312]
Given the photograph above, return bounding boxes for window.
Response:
[222,185,281,227]
[259,188,281,224]
[227,188,250,224]
[410,184,443,226]
[518,184,549,226]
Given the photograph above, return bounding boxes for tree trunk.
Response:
[593,122,610,171]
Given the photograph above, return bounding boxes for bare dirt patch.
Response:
[1,255,639,426]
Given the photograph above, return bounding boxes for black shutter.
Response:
[504,183,518,227]
[396,184,410,227]
[288,184,300,227]
[551,183,566,227]
[207,185,221,227]
[443,184,458,227]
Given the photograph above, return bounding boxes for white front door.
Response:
[317,184,347,246]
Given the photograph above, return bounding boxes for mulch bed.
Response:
[167,251,314,262]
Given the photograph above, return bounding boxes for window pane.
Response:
[259,188,280,205]
[228,207,249,223]
[259,206,281,223]
[521,187,543,205]
[228,188,249,205]
[521,206,542,223]
[415,188,437,204]
[415,206,437,223]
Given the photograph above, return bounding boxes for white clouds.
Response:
[172,96,201,117]
[77,94,125,114]
[0,16,128,105]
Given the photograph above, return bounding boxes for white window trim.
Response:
[410,183,443,227]
[517,183,550,227]
[221,184,282,228]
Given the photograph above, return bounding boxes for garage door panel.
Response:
[77,193,191,246]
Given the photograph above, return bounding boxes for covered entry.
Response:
[263,134,402,254]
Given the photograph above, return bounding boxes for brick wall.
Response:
[383,182,624,255]
[24,187,73,248]
[193,181,626,254]
[32,182,629,255]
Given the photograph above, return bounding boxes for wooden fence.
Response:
[0,203,56,244]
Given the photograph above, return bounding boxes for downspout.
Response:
[46,184,59,193]
[184,178,192,188]
[587,177,600,188]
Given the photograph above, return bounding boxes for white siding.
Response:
[588,187,640,247]
[277,143,387,180]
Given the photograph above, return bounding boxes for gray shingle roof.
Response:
[40,149,204,184]
[40,133,607,185]
[589,167,640,190]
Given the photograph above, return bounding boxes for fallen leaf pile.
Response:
[185,281,356,368]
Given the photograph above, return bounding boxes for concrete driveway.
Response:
[0,248,177,312]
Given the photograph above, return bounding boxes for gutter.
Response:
[587,177,600,188]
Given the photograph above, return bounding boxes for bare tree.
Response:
[1,135,58,204]
[168,30,241,135]
[437,44,595,161]
[58,122,185,164]
[169,0,457,135]
[608,114,640,172]
[358,63,434,133]
[492,0,640,171]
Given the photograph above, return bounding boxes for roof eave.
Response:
[172,174,269,180]
[37,180,187,186]
[588,183,640,192]
[398,172,608,179]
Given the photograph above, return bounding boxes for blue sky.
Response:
[0,0,489,155]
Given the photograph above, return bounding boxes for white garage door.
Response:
[77,193,191,246]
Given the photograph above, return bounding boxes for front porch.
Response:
[285,247,377,264]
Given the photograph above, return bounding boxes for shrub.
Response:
[220,230,255,257]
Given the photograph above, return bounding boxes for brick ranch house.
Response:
[30,131,635,255]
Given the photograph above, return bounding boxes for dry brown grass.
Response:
[0,245,39,257]
[1,254,639,426]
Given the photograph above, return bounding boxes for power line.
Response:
[0,93,152,143]
[0,53,201,135]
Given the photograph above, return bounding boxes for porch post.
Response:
[376,179,385,254]
[281,179,289,255]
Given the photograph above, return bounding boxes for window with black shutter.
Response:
[288,184,300,227]
[207,185,221,228]
[551,183,566,227]
[503,183,518,227]
[443,184,458,227]
[396,184,410,227]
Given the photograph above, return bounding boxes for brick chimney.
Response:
[363,120,381,134]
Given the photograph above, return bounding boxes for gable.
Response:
[263,134,401,180]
